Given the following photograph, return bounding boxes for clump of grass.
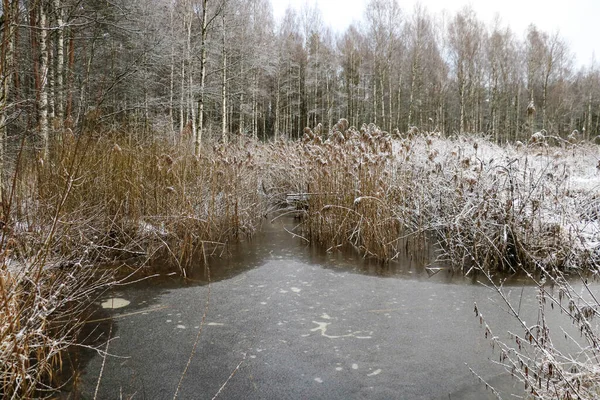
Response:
[0,137,112,397]
[264,121,424,261]
[270,122,600,274]
[14,132,265,273]
[299,123,408,259]
[0,261,110,398]
[0,130,267,397]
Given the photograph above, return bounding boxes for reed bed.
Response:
[265,122,419,260]
[3,121,600,398]
[14,133,266,271]
[267,121,600,274]
[1,132,266,396]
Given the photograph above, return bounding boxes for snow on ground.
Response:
[390,132,600,266]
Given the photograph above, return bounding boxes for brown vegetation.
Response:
[265,121,600,276]
[0,132,266,397]
[261,120,600,400]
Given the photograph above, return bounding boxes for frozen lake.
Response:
[67,217,577,399]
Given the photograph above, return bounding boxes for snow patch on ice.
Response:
[101,298,130,309]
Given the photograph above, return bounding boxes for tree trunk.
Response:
[0,0,18,202]
[179,56,185,134]
[54,0,64,128]
[186,1,196,145]
[587,92,592,140]
[408,55,417,128]
[65,27,74,125]
[380,74,385,129]
[388,61,393,132]
[253,72,258,139]
[169,3,175,136]
[195,0,209,155]
[39,1,50,156]
[239,61,244,137]
[274,72,280,141]
[47,4,54,123]
[30,6,40,113]
[373,70,378,125]
[396,73,402,129]
[459,70,466,133]
[221,13,227,144]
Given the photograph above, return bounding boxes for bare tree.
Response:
[365,0,402,130]
[0,0,19,201]
[38,1,49,155]
[339,25,363,128]
[447,7,485,133]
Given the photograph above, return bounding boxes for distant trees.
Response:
[405,4,444,132]
[447,7,485,133]
[365,0,402,131]
[0,0,599,158]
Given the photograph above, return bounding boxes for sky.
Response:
[271,0,599,68]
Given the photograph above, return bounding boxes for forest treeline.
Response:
[1,0,599,154]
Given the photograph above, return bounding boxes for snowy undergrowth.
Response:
[422,134,600,273]
[269,121,600,274]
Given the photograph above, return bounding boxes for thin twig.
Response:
[93,323,112,400]
[211,353,247,400]
[173,264,211,399]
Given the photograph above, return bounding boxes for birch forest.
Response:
[1,0,599,156]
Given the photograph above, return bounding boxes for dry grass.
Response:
[263,122,423,260]
[13,133,266,272]
[1,131,267,396]
[265,121,600,274]
[0,261,110,398]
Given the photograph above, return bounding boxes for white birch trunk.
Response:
[0,0,17,201]
[186,2,196,143]
[180,57,185,134]
[169,3,175,136]
[221,13,227,144]
[39,2,49,156]
[195,0,209,155]
[54,0,64,125]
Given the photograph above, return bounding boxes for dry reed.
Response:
[1,131,267,397]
